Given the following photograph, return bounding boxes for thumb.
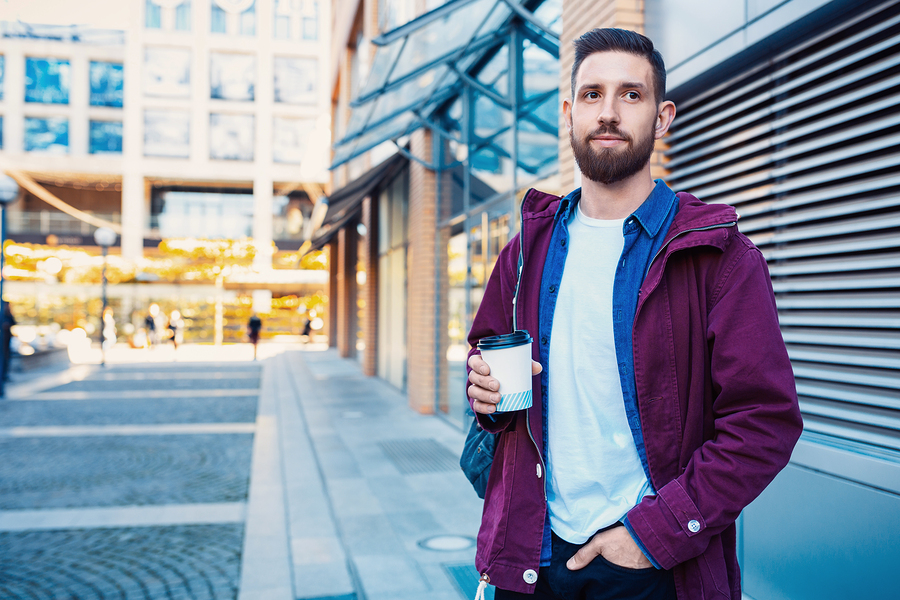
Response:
[532,360,543,375]
[566,545,598,571]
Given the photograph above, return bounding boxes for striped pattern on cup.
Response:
[497,389,532,412]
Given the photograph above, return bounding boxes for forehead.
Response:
[574,50,654,89]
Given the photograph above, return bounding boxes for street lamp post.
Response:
[0,174,20,398]
[93,227,117,367]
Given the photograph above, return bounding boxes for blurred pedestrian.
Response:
[301,313,312,342]
[1,301,16,384]
[167,310,183,350]
[101,306,117,351]
[145,304,160,347]
[247,313,262,360]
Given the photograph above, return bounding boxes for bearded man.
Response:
[465,28,802,600]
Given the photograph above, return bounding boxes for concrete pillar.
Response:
[360,194,378,376]
[253,175,274,270]
[69,53,89,156]
[4,46,25,153]
[336,223,358,359]
[121,0,144,260]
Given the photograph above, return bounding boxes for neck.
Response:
[578,167,656,220]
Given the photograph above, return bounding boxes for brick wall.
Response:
[406,129,438,413]
[560,1,667,192]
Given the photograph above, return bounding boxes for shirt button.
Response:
[560,238,566,247]
[548,285,556,293]
[688,520,701,533]
[541,336,548,345]
[523,569,538,584]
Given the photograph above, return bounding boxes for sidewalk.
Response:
[245,347,487,600]
[1,344,489,600]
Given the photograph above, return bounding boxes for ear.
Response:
[563,97,573,134]
[654,100,676,139]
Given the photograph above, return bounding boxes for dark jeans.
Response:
[495,531,676,600]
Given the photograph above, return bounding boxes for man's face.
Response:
[565,51,666,185]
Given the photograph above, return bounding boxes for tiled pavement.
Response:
[0,344,490,600]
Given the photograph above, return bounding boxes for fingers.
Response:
[532,360,543,375]
[467,355,500,414]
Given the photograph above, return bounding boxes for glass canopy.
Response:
[331,0,560,172]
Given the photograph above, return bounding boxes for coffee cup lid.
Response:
[477,330,532,350]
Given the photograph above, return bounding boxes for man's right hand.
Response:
[467,354,542,414]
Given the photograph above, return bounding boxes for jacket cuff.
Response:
[622,516,662,569]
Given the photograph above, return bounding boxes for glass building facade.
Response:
[331,0,562,425]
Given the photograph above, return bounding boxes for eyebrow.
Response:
[577,81,648,95]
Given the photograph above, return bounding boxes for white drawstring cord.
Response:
[474,573,490,600]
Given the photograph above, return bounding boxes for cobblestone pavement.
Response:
[0,524,243,600]
[0,396,258,427]
[0,353,262,600]
[0,433,254,509]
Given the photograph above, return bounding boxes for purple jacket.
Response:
[466,188,802,598]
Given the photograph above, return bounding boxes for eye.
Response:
[585,91,600,100]
[625,91,641,101]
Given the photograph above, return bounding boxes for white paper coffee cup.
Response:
[477,330,533,412]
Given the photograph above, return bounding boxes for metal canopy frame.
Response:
[330,0,560,174]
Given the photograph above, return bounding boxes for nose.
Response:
[597,96,620,126]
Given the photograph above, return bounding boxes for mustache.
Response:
[586,125,631,142]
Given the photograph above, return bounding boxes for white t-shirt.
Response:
[546,205,653,544]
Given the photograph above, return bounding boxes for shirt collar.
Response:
[555,180,677,238]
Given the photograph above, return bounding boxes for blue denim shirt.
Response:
[537,180,679,566]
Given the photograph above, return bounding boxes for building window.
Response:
[89,62,124,108]
[175,0,191,31]
[210,113,254,161]
[211,0,255,36]
[90,120,123,155]
[273,56,316,104]
[24,117,69,154]
[211,3,227,32]
[24,58,70,104]
[273,116,315,163]
[0,55,5,101]
[145,0,162,28]
[0,117,4,150]
[144,109,190,158]
[210,53,255,101]
[144,47,191,98]
[273,0,317,41]
[301,1,317,41]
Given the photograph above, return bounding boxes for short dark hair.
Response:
[571,28,666,104]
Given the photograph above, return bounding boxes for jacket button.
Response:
[536,464,542,478]
[523,569,538,584]
[688,520,701,533]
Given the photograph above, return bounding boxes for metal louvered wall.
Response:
[664,2,900,457]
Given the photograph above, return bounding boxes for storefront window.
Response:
[376,173,409,390]
[443,223,468,421]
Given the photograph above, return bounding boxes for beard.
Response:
[569,122,656,185]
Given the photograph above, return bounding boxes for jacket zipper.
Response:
[516,193,547,501]
[645,221,737,279]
